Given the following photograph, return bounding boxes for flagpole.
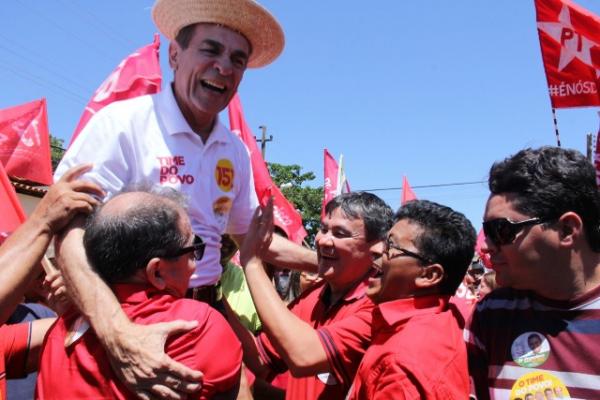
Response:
[551,108,561,147]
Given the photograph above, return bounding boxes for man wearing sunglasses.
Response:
[36,188,242,399]
[347,199,476,399]
[466,147,600,399]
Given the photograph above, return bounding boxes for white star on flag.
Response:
[537,5,600,77]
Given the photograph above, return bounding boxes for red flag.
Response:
[401,176,417,205]
[323,149,339,218]
[69,35,162,146]
[0,98,53,185]
[475,229,492,269]
[322,150,351,220]
[0,162,27,243]
[228,94,307,244]
[535,0,600,108]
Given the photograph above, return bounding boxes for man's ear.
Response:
[556,212,583,248]
[146,257,167,290]
[168,42,179,71]
[415,263,444,289]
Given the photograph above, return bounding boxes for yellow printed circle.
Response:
[215,159,234,192]
[509,371,570,400]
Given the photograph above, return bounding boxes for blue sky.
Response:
[1,1,599,228]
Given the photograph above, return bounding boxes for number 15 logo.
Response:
[215,159,234,192]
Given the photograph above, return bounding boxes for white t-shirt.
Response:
[55,86,258,286]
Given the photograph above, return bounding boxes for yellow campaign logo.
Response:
[215,159,234,192]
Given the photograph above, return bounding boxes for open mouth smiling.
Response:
[201,79,227,94]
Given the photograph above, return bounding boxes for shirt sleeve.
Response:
[226,140,258,235]
[464,307,490,400]
[54,105,133,196]
[317,300,374,386]
[168,306,242,399]
[369,355,422,400]
[1,322,31,379]
[256,331,289,380]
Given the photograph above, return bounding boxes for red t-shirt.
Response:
[0,323,30,400]
[347,295,469,400]
[36,284,242,399]
[257,278,375,400]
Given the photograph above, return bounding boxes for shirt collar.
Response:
[112,283,154,304]
[319,272,372,308]
[155,84,231,145]
[375,294,450,328]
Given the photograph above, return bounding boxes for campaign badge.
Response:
[511,331,550,368]
[509,371,570,400]
[215,159,234,192]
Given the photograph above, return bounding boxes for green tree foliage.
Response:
[268,162,323,246]
[50,135,65,172]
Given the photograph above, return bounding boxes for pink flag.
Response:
[0,98,53,185]
[0,161,27,243]
[401,176,417,205]
[228,94,307,244]
[69,35,162,146]
[322,149,351,219]
[475,229,492,268]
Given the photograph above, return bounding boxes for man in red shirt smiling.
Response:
[229,192,393,399]
[347,199,476,399]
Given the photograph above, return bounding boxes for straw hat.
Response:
[152,0,284,68]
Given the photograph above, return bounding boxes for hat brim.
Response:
[152,0,284,68]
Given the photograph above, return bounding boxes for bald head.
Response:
[83,188,190,284]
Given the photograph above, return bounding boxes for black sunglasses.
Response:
[482,217,549,247]
[383,237,432,264]
[165,235,206,261]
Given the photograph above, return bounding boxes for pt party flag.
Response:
[0,98,53,185]
[0,161,27,243]
[535,0,600,108]
[322,149,351,219]
[70,35,162,146]
[401,176,417,205]
[228,94,307,244]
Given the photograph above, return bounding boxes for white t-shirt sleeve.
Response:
[54,107,133,197]
[226,144,258,235]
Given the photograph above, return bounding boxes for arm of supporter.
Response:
[25,317,56,372]
[238,201,329,377]
[56,219,203,400]
[0,164,102,324]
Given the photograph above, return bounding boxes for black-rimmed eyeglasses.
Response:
[383,237,432,264]
[164,235,205,261]
[482,217,550,247]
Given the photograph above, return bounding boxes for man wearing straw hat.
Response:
[54,0,317,398]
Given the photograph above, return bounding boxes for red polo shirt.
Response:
[347,295,469,400]
[257,277,375,400]
[0,323,30,400]
[36,284,242,399]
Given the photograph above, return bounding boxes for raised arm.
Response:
[0,164,102,324]
[238,201,330,377]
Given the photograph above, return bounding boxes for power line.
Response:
[0,61,87,105]
[55,0,139,48]
[361,180,487,192]
[0,40,90,93]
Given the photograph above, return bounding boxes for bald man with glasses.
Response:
[36,188,242,399]
[465,147,600,399]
